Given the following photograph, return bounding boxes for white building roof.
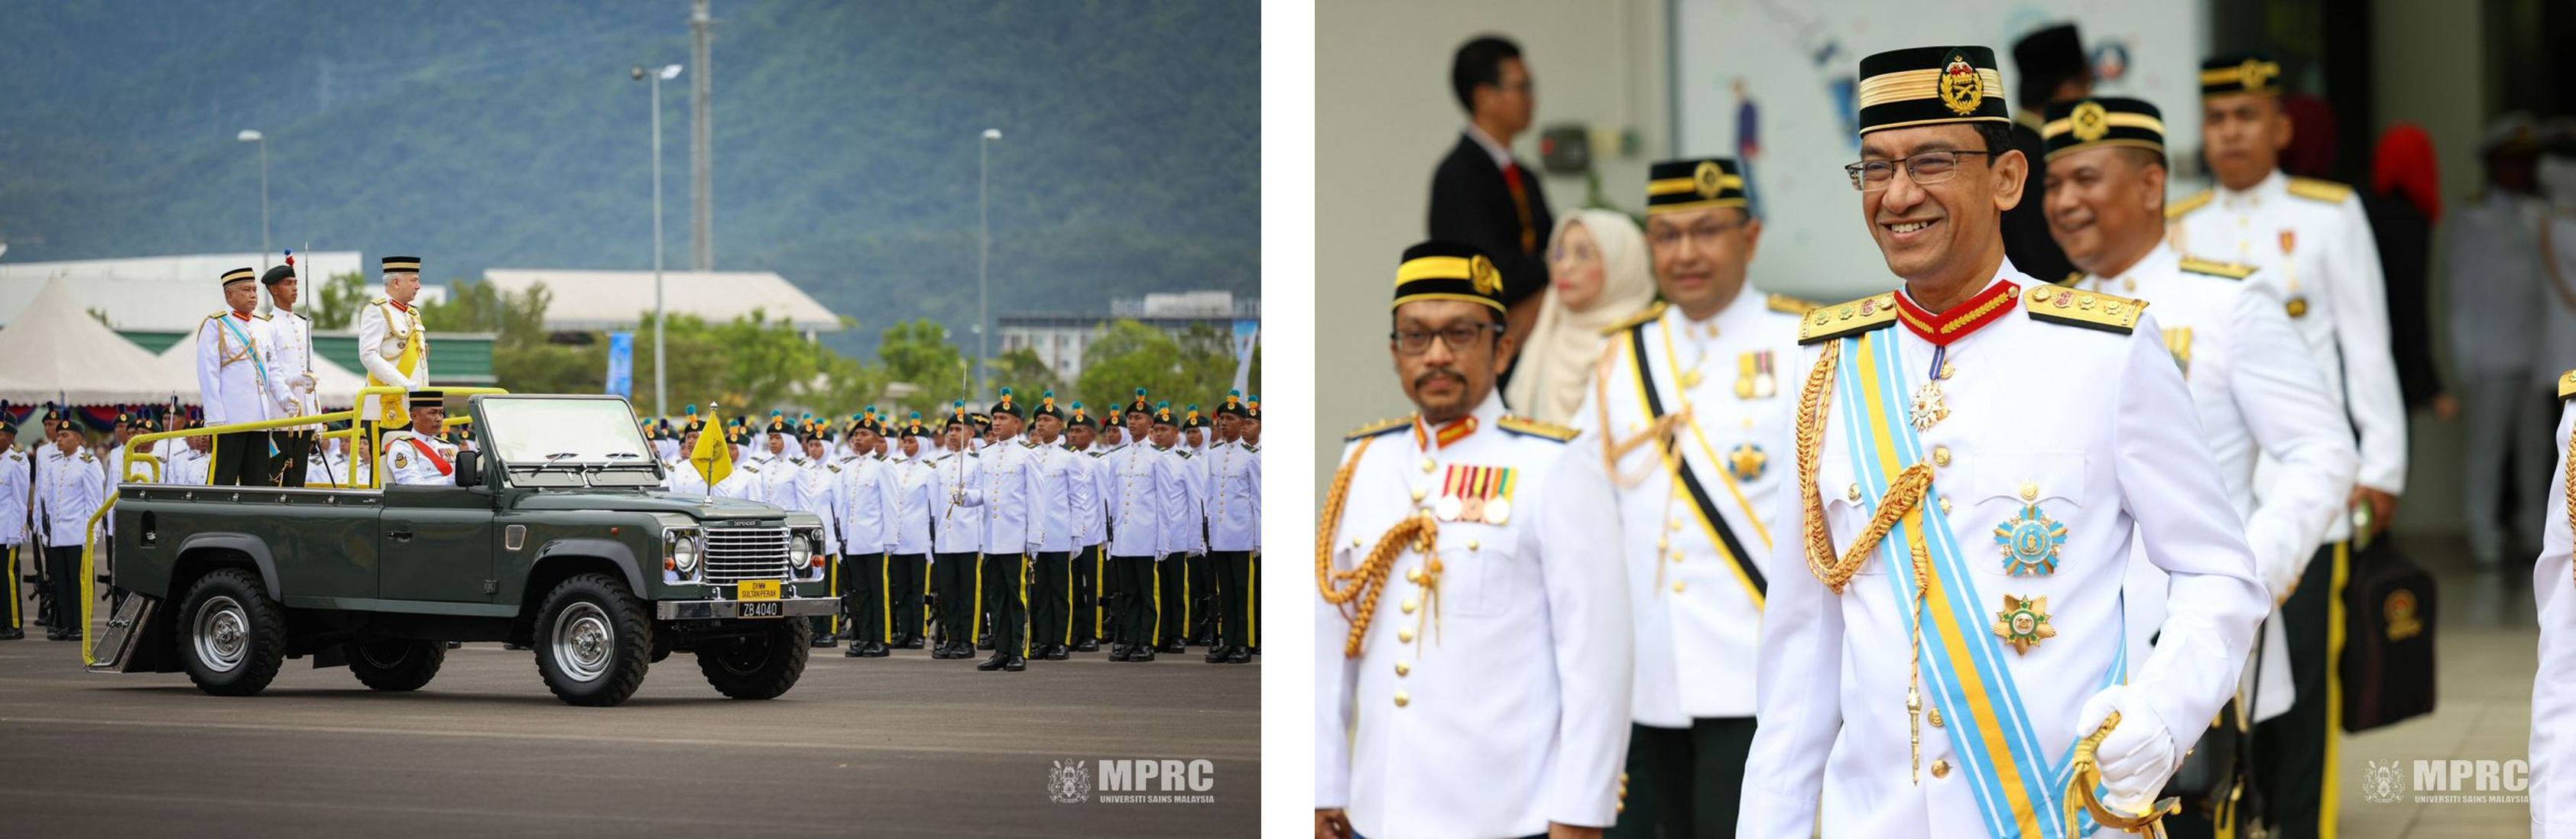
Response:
[0,251,449,332]
[482,269,842,332]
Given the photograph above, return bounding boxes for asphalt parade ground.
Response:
[0,629,1259,837]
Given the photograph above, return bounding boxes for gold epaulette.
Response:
[2022,285,2146,334]
[1244,443,1260,454]
[1796,293,1900,345]
[2166,189,2214,219]
[2559,369,2576,400]
[1598,300,1668,336]
[2286,177,2355,204]
[1497,415,1578,442]
[2178,257,2257,280]
[2058,271,2084,287]
[368,297,389,306]
[1767,293,1823,315]
[1344,416,1410,442]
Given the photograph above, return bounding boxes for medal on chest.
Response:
[1991,594,2057,655]
[1432,464,1514,525]
[1990,482,2067,576]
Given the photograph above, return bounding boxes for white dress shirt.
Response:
[1316,390,1633,838]
[196,310,275,427]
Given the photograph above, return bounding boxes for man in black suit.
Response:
[1429,35,1552,387]
[2005,23,2084,283]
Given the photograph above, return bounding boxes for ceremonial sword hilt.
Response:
[2065,710,2182,837]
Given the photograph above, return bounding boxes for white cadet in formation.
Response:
[1317,242,1630,839]
[1741,45,2267,839]
[355,256,431,432]
[2037,96,2360,727]
[2535,369,2576,837]
[1574,155,1808,747]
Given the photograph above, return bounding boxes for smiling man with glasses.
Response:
[1738,46,2268,839]
[1316,241,1630,839]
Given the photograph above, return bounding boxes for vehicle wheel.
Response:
[694,618,810,700]
[175,569,287,697]
[532,572,654,707]
[345,639,446,692]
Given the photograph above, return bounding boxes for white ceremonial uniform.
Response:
[2170,170,2407,530]
[787,457,840,556]
[380,431,458,486]
[1739,271,2269,838]
[2074,245,2358,721]
[980,437,1042,557]
[307,445,351,488]
[0,449,28,549]
[764,454,806,512]
[37,447,103,549]
[263,306,319,428]
[836,452,897,556]
[196,310,276,426]
[1100,436,1184,560]
[1316,390,1632,838]
[889,457,938,556]
[665,454,708,494]
[2533,374,2576,837]
[1571,290,1805,725]
[1205,439,1260,552]
[1076,445,1108,551]
[1162,444,1205,556]
[712,458,765,504]
[930,450,985,553]
[353,298,427,425]
[1027,440,1084,554]
[164,447,212,486]
[2446,190,2557,564]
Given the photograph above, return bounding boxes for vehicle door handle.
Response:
[388,530,414,542]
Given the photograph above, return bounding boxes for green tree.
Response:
[877,319,967,415]
[309,271,368,329]
[985,348,1067,407]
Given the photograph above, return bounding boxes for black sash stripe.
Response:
[1628,324,1768,596]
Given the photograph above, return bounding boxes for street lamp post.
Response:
[634,63,684,416]
[237,130,268,269]
[978,128,1000,400]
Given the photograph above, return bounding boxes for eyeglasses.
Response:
[1645,218,1748,251]
[1844,150,2003,191]
[1390,322,1505,354]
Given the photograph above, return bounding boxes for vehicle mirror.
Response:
[455,449,483,488]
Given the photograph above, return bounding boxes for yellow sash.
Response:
[368,304,424,419]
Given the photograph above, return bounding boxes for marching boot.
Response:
[975,651,1007,671]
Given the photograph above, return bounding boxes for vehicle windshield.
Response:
[475,397,660,488]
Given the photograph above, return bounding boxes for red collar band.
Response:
[1893,280,2020,346]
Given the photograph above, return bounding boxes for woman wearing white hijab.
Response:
[1504,209,1657,424]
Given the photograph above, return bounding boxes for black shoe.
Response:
[445,641,462,649]
[811,637,838,649]
[1128,647,1155,662]
[45,628,70,641]
[866,641,891,657]
[1075,638,1099,653]
[1247,646,1259,656]
[1044,645,1069,661]
[1160,641,1186,655]
[0,628,21,640]
[907,637,926,649]
[1108,644,1132,662]
[1225,646,1252,664]
[1204,646,1229,663]
[1003,655,1026,672]
[844,643,866,657]
[936,643,960,659]
[975,653,1007,672]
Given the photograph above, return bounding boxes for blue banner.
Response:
[605,331,634,397]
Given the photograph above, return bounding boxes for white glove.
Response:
[2075,685,2177,815]
[2259,546,2302,604]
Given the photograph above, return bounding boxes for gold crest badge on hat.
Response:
[2070,100,2110,142]
[1939,53,1983,116]
[1693,160,1727,199]
[1468,254,1502,297]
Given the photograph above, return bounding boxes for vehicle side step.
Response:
[85,595,158,673]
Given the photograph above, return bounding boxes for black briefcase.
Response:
[2340,539,2437,733]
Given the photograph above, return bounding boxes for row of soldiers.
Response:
[651,387,1262,671]
[1320,47,2400,839]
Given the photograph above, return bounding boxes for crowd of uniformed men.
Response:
[1315,38,2505,839]
[7,254,1265,676]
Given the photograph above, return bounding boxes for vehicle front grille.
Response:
[700,526,791,582]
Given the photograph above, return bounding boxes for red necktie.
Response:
[1502,162,1535,254]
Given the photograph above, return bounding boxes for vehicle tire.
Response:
[694,617,809,700]
[175,568,287,697]
[532,572,654,707]
[345,639,446,692]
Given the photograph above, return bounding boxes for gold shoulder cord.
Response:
[1798,342,1935,594]
[1315,436,1440,658]
[1594,337,1685,488]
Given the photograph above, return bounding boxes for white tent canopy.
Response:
[0,277,195,403]
[152,333,369,410]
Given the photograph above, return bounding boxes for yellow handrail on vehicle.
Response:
[85,385,508,662]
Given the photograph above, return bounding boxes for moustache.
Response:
[1413,371,1468,389]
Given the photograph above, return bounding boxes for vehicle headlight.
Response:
[667,529,700,575]
[789,533,813,571]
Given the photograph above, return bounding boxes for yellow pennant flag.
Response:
[691,404,732,487]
